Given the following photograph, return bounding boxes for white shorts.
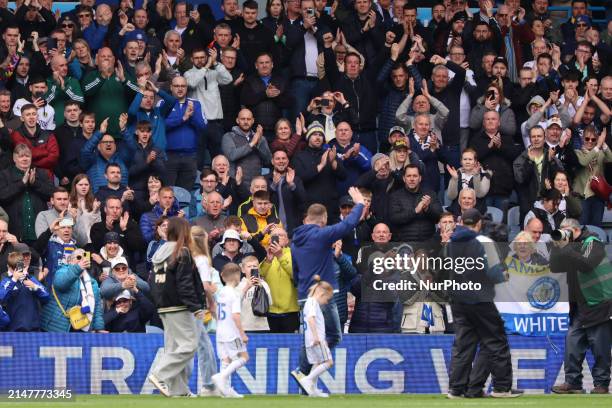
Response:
[306,340,332,364]
[217,338,246,360]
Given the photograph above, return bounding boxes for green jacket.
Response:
[45,76,84,126]
[81,70,139,137]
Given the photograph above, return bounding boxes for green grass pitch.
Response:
[6,394,611,408]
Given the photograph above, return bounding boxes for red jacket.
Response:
[499,22,535,69]
[10,126,60,180]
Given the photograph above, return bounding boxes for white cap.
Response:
[221,229,242,245]
[110,257,128,269]
[115,289,133,301]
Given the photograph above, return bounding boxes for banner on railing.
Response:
[0,333,601,395]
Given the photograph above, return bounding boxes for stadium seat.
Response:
[487,206,503,223]
[172,186,192,209]
[602,209,612,224]
[507,206,520,227]
[145,325,164,334]
[584,225,607,242]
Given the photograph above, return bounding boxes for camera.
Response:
[551,229,573,241]
[306,8,315,17]
[320,99,330,107]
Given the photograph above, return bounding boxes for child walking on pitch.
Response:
[297,276,335,397]
[211,263,249,398]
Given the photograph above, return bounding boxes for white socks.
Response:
[220,357,246,379]
[304,361,332,383]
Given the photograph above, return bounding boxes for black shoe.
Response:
[491,389,524,398]
[465,390,485,398]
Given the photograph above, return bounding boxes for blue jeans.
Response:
[297,300,342,375]
[197,321,217,389]
[580,196,605,227]
[290,78,319,121]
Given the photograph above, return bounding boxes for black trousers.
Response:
[564,318,611,388]
[267,312,299,334]
[449,302,513,394]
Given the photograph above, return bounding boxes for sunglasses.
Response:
[113,266,128,271]
[62,23,75,28]
[584,137,597,142]
[576,23,588,27]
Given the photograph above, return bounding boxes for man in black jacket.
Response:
[240,52,291,141]
[267,148,306,236]
[54,101,82,187]
[235,1,276,74]
[387,164,442,242]
[89,196,145,265]
[292,122,347,223]
[550,218,612,395]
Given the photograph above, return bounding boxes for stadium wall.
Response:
[0,333,604,395]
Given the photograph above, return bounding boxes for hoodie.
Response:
[448,225,506,303]
[140,198,182,243]
[291,203,364,301]
[523,200,565,235]
[149,242,204,313]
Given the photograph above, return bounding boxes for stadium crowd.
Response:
[0,0,609,345]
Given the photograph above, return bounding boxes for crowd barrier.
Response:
[0,332,603,395]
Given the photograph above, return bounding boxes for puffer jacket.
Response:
[79,131,130,192]
[240,73,292,132]
[349,274,395,333]
[40,264,104,333]
[139,198,182,243]
[387,187,443,242]
[149,242,204,314]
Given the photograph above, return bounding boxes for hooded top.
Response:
[291,203,364,300]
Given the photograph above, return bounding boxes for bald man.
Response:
[46,55,84,126]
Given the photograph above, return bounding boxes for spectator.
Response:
[387,138,424,189]
[80,116,131,193]
[240,190,281,248]
[331,239,358,329]
[212,229,246,276]
[551,170,582,220]
[94,163,134,210]
[185,47,232,161]
[304,91,356,143]
[35,187,90,247]
[470,80,516,139]
[235,1,276,74]
[127,121,167,203]
[356,153,392,221]
[99,256,150,302]
[240,52,291,141]
[236,255,273,332]
[329,122,372,196]
[260,226,299,333]
[395,76,450,137]
[0,144,54,244]
[146,216,168,278]
[54,102,83,186]
[292,122,347,222]
[0,220,22,274]
[0,251,49,332]
[520,93,571,149]
[211,216,256,258]
[221,108,272,186]
[471,110,521,211]
[192,191,227,244]
[10,103,60,179]
[446,148,491,216]
[12,77,56,131]
[269,117,306,160]
[523,188,565,236]
[388,164,443,242]
[103,288,155,333]
[407,114,442,193]
[495,4,534,83]
[164,75,207,191]
[89,196,145,264]
[67,176,100,247]
[46,55,84,126]
[82,47,138,137]
[40,249,105,333]
[513,126,564,220]
[573,126,612,226]
[140,186,183,243]
[219,46,245,133]
[89,231,127,283]
[237,176,270,217]
[267,148,306,235]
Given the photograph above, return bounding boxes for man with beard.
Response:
[292,122,347,223]
[266,148,306,236]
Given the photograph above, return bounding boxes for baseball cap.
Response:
[12,243,31,254]
[546,117,563,129]
[339,195,354,208]
[391,140,409,151]
[123,29,148,48]
[575,15,591,26]
[115,289,133,302]
[110,257,128,269]
[451,12,468,24]
[104,231,120,244]
[492,56,508,68]
[388,126,406,138]
[462,209,482,226]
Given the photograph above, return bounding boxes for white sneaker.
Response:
[298,377,314,396]
[225,387,244,398]
[198,386,221,397]
[148,374,170,397]
[310,388,329,398]
[211,374,230,397]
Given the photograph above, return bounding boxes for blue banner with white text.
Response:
[0,333,603,394]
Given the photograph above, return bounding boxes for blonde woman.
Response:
[190,226,221,396]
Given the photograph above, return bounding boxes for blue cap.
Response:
[123,29,147,48]
[575,15,591,26]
